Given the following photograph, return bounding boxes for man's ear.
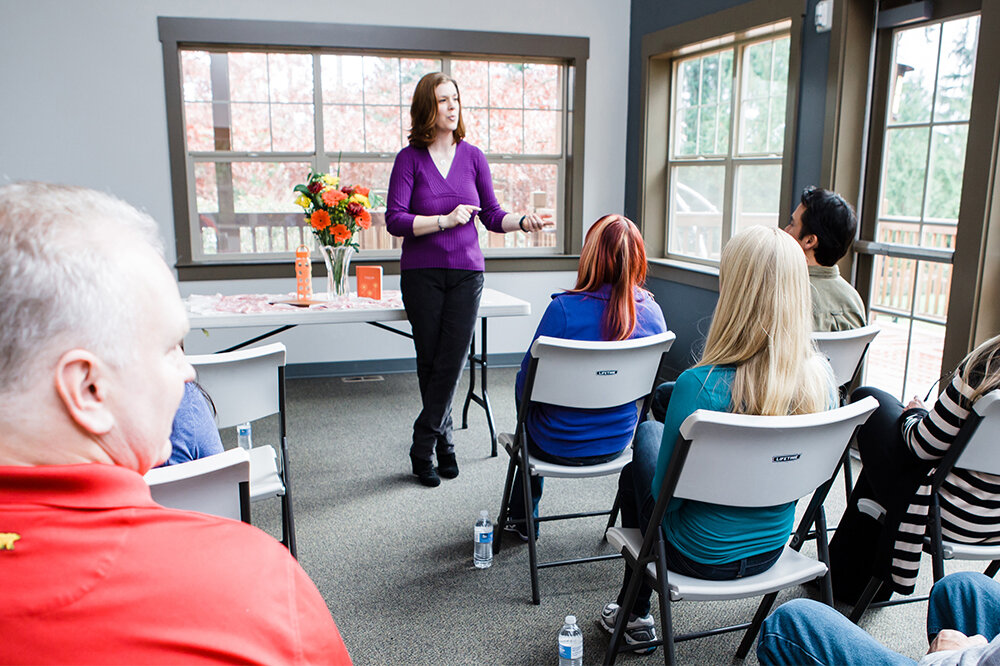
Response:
[54,349,115,435]
[800,233,819,252]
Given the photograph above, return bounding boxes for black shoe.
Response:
[410,455,440,487]
[436,452,459,479]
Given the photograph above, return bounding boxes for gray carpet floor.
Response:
[234,367,983,665]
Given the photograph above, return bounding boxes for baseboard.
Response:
[286,353,524,379]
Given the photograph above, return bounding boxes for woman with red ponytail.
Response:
[506,215,668,541]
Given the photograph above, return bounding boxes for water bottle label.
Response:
[558,641,582,659]
[475,526,493,544]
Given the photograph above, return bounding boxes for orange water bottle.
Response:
[295,245,313,302]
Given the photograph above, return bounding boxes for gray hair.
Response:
[0,182,165,393]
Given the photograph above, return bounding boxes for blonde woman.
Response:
[600,226,835,653]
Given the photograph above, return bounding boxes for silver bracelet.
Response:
[437,215,445,232]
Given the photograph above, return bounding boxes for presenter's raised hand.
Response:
[520,212,555,232]
[445,204,481,228]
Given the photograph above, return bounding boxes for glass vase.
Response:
[320,245,354,300]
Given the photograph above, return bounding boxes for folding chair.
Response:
[604,396,878,665]
[494,331,675,605]
[849,389,1000,624]
[186,342,297,558]
[144,447,251,523]
[812,324,880,498]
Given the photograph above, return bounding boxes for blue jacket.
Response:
[162,382,225,467]
[514,285,667,458]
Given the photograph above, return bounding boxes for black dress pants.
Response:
[400,268,483,462]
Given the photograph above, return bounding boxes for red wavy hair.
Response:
[570,215,649,341]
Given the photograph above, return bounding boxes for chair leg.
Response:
[985,561,1000,579]
[281,492,297,559]
[735,591,778,659]
[848,577,883,624]
[494,454,519,554]
[519,454,541,605]
[604,549,649,666]
[653,538,675,666]
[841,448,854,500]
[605,489,622,536]
[814,507,834,607]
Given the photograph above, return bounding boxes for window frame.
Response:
[634,0,803,282]
[158,17,589,281]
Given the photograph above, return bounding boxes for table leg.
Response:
[460,318,499,457]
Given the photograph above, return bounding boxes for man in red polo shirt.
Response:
[0,182,351,664]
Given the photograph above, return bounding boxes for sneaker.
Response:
[503,523,531,543]
[599,602,657,655]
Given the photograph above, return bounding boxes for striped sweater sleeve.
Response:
[902,371,976,461]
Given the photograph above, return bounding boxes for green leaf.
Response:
[293,184,311,196]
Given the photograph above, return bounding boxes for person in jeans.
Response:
[600,226,835,654]
[757,572,1000,665]
[506,215,667,541]
[386,71,551,487]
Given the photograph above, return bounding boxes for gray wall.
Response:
[631,0,831,377]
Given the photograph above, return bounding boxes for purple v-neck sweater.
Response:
[385,141,508,271]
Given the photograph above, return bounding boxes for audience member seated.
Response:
[652,185,864,422]
[600,226,835,654]
[506,215,667,541]
[160,380,225,467]
[757,572,1000,665]
[0,182,351,664]
[830,333,1000,601]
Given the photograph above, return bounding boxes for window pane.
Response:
[230,103,271,152]
[181,50,212,102]
[865,311,908,398]
[674,49,733,158]
[267,54,313,104]
[462,107,488,150]
[184,102,214,152]
[880,126,929,219]
[524,63,561,110]
[320,55,364,104]
[913,260,951,322]
[904,319,946,399]
[888,24,940,125]
[228,53,269,102]
[232,162,308,213]
[271,103,314,152]
[324,104,366,152]
[734,164,781,233]
[697,106,717,154]
[668,165,724,260]
[364,106,403,152]
[678,59,700,109]
[524,110,561,155]
[480,162,559,249]
[400,58,441,106]
[489,62,524,108]
[489,108,524,154]
[194,163,218,213]
[871,253,915,315]
[675,107,699,157]
[363,56,401,106]
[452,60,489,107]
[925,125,968,222]
[934,16,979,122]
[739,36,789,155]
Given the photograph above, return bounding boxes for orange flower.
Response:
[322,189,347,206]
[310,209,331,230]
[357,208,372,230]
[330,223,351,243]
[353,186,370,197]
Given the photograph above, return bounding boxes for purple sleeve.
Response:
[385,149,417,238]
[471,147,508,232]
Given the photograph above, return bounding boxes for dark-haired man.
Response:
[784,186,866,332]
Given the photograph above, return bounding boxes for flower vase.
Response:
[320,245,354,300]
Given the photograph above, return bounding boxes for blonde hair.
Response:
[959,333,1000,402]
[698,226,833,416]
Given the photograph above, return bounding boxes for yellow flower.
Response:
[321,174,340,188]
[295,194,312,209]
[349,193,370,208]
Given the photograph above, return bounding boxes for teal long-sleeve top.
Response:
[652,365,795,565]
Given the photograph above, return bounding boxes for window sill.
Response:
[647,258,720,291]
[175,255,581,281]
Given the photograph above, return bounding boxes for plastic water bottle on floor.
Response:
[474,510,493,569]
[237,422,253,451]
[558,615,583,666]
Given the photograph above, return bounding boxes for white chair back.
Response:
[186,343,286,428]
[672,396,878,507]
[527,332,675,409]
[955,390,1000,475]
[812,325,880,387]
[144,447,250,521]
